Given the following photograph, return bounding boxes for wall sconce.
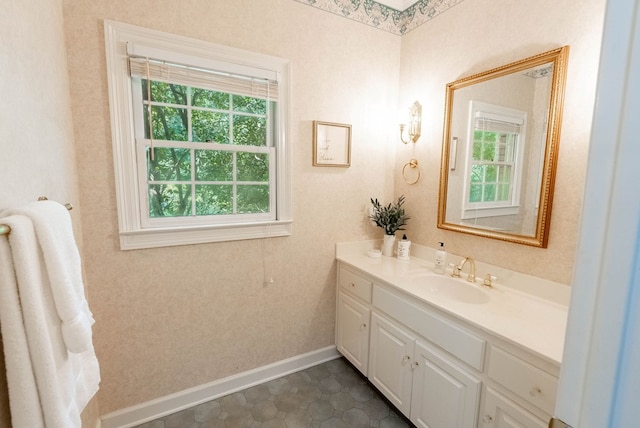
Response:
[399,101,422,144]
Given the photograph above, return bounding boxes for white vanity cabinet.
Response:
[369,287,482,428]
[335,266,373,375]
[369,311,482,427]
[335,261,562,428]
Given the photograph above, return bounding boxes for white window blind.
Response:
[128,57,279,99]
[475,111,524,134]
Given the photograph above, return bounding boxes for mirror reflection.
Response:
[438,46,569,247]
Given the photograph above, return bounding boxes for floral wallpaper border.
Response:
[293,0,465,35]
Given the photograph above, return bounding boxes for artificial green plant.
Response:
[369,195,410,236]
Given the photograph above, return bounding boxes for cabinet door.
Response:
[411,340,481,428]
[481,387,547,428]
[336,291,370,375]
[368,312,415,415]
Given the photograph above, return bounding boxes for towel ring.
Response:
[402,159,420,185]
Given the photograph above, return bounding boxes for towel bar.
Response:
[0,198,73,236]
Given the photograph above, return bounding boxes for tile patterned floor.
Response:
[134,357,413,428]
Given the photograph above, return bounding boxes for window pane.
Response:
[233,95,266,114]
[147,148,191,181]
[472,139,482,160]
[471,165,484,183]
[469,184,482,203]
[237,185,269,213]
[485,165,497,182]
[233,115,267,146]
[497,184,510,201]
[482,141,496,161]
[195,150,233,181]
[143,80,187,105]
[148,184,192,217]
[192,111,230,143]
[484,184,496,202]
[497,135,517,162]
[145,106,188,141]
[237,152,269,181]
[499,165,512,182]
[192,88,229,109]
[496,142,506,162]
[505,135,516,161]
[195,185,233,215]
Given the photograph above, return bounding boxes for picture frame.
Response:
[312,121,352,167]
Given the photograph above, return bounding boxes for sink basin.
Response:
[420,275,490,304]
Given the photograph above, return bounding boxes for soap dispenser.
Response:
[434,242,447,274]
[397,234,411,260]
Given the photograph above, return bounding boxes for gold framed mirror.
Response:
[437,46,569,247]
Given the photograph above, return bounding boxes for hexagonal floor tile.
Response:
[131,358,414,428]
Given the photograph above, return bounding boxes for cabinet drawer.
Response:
[482,387,547,428]
[373,285,485,371]
[488,346,558,415]
[339,267,373,303]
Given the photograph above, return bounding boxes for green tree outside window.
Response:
[141,79,272,218]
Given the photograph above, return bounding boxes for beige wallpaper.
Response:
[0,0,79,215]
[396,0,606,285]
[0,0,98,424]
[0,0,607,422]
[59,0,606,419]
[62,0,400,414]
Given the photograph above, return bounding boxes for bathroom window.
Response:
[462,101,526,219]
[130,72,275,222]
[104,21,292,250]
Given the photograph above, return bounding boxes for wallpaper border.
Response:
[293,0,464,35]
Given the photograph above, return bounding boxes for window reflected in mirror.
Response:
[438,46,569,247]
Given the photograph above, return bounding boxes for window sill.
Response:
[118,220,293,250]
[462,205,519,219]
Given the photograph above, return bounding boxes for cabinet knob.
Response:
[413,361,420,368]
[402,355,411,364]
[482,414,493,424]
[360,323,367,329]
[529,386,542,397]
[350,283,356,288]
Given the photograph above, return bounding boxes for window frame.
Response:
[104,20,292,250]
[461,101,527,220]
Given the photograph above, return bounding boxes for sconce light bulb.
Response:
[399,101,422,144]
[399,124,410,144]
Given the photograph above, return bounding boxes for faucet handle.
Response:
[450,263,461,278]
[483,274,497,288]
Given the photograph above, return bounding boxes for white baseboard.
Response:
[100,346,340,428]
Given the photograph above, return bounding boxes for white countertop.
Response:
[336,241,569,366]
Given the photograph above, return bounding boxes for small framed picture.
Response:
[312,121,352,167]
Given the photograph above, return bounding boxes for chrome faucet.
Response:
[451,257,476,283]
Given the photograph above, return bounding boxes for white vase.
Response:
[382,234,396,257]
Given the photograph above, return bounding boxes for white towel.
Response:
[7,201,94,353]
[0,220,45,427]
[0,211,100,427]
